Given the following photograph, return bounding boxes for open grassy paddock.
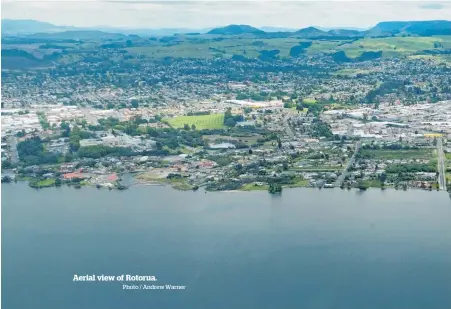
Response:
[336,36,451,58]
[124,35,451,59]
[361,148,434,160]
[165,114,225,130]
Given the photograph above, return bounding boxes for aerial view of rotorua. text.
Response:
[1,1,451,309]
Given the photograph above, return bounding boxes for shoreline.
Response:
[4,179,449,195]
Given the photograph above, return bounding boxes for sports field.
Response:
[165,114,225,130]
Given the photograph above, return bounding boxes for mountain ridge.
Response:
[2,19,451,38]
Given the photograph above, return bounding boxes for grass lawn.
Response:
[16,175,33,181]
[446,173,451,182]
[361,149,433,160]
[336,36,451,58]
[29,178,56,188]
[240,183,269,191]
[284,178,310,188]
[165,114,225,130]
[293,167,340,172]
[37,178,56,186]
[302,98,317,104]
[363,179,382,188]
[168,178,193,191]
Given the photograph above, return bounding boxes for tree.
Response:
[283,162,289,170]
[224,117,236,127]
[183,124,191,131]
[362,113,368,123]
[379,172,387,186]
[191,124,196,130]
[1,176,12,183]
[16,129,26,137]
[268,183,282,194]
[357,180,368,191]
[131,99,139,109]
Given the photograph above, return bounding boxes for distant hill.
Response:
[1,19,76,35]
[207,24,265,35]
[1,19,212,37]
[2,18,451,39]
[366,20,451,36]
[295,27,329,37]
[259,26,296,32]
[327,29,362,37]
[315,26,369,31]
[25,30,127,40]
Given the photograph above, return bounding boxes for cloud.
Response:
[419,2,445,10]
[2,0,450,29]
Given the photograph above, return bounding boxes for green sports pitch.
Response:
[165,114,225,130]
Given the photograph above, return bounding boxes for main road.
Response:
[437,138,446,191]
[335,141,360,187]
[7,135,19,164]
[282,110,296,139]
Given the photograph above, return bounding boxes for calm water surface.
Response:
[2,183,451,309]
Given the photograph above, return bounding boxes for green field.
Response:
[293,167,341,172]
[7,34,451,66]
[165,114,225,130]
[408,55,451,67]
[240,183,269,191]
[363,179,383,188]
[360,149,433,160]
[29,178,56,188]
[336,36,451,58]
[446,174,451,182]
[284,178,310,188]
[302,98,317,104]
[124,35,451,59]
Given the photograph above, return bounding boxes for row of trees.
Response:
[224,107,244,127]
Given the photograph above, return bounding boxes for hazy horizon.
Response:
[2,1,451,29]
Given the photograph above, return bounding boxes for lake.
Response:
[2,183,451,309]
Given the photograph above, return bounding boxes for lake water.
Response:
[2,183,451,309]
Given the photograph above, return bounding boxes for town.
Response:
[1,24,451,195]
[2,92,450,194]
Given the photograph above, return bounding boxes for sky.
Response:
[2,0,451,29]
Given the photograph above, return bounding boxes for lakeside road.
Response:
[335,141,360,187]
[437,138,446,191]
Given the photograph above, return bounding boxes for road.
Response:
[335,141,360,187]
[437,138,446,191]
[282,111,295,139]
[7,136,19,164]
